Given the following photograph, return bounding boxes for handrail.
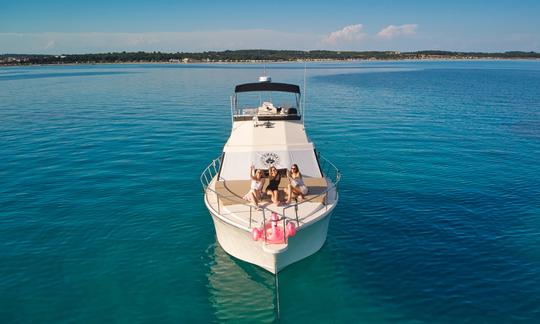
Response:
[281,154,341,225]
[200,154,340,232]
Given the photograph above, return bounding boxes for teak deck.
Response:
[215,177,328,206]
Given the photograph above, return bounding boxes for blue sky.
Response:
[1,0,539,54]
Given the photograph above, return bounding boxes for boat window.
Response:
[235,92,298,115]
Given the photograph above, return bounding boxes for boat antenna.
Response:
[302,61,307,128]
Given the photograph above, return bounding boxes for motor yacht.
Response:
[201,76,340,273]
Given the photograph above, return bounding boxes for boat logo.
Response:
[260,152,280,167]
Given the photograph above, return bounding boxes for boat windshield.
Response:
[237,91,298,111]
[232,91,301,121]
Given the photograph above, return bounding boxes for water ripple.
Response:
[1,61,539,323]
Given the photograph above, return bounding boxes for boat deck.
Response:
[206,177,336,230]
[215,177,327,206]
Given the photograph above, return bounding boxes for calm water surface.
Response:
[1,61,539,323]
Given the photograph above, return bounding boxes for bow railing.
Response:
[200,154,340,242]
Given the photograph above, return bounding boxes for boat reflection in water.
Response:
[205,243,278,323]
[204,239,351,322]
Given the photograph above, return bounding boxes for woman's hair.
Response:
[269,166,278,179]
[291,164,302,177]
[253,168,263,178]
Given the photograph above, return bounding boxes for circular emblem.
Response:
[260,152,280,167]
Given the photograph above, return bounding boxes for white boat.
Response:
[201,77,340,274]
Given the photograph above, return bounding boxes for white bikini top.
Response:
[251,179,263,190]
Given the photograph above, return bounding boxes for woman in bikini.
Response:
[266,166,282,206]
[285,164,308,203]
[243,165,265,210]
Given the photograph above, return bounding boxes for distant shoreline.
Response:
[1,58,540,68]
[2,49,540,66]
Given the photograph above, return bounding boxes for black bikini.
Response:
[266,174,281,191]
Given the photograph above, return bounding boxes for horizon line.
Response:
[2,49,540,56]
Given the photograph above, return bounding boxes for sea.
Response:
[1,60,539,323]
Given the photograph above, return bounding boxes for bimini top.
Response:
[235,82,300,94]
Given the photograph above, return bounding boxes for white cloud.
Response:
[321,24,367,46]
[377,24,418,39]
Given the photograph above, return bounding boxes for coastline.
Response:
[2,50,540,67]
[1,57,540,68]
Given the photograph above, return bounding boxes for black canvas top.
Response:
[235,82,301,94]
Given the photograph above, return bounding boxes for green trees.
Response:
[1,50,539,65]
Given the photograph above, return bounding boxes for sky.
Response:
[1,0,539,54]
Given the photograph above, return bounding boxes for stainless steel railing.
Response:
[200,154,340,242]
[280,152,341,226]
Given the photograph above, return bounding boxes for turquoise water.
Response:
[1,61,539,323]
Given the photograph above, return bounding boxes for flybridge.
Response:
[231,79,303,122]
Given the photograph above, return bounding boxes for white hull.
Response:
[206,198,336,273]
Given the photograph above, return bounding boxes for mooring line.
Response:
[275,272,281,321]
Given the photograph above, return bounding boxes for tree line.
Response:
[1,50,539,65]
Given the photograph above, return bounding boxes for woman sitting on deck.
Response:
[285,164,309,203]
[243,165,266,210]
[266,166,283,206]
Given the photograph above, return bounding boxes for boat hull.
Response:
[208,208,333,274]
